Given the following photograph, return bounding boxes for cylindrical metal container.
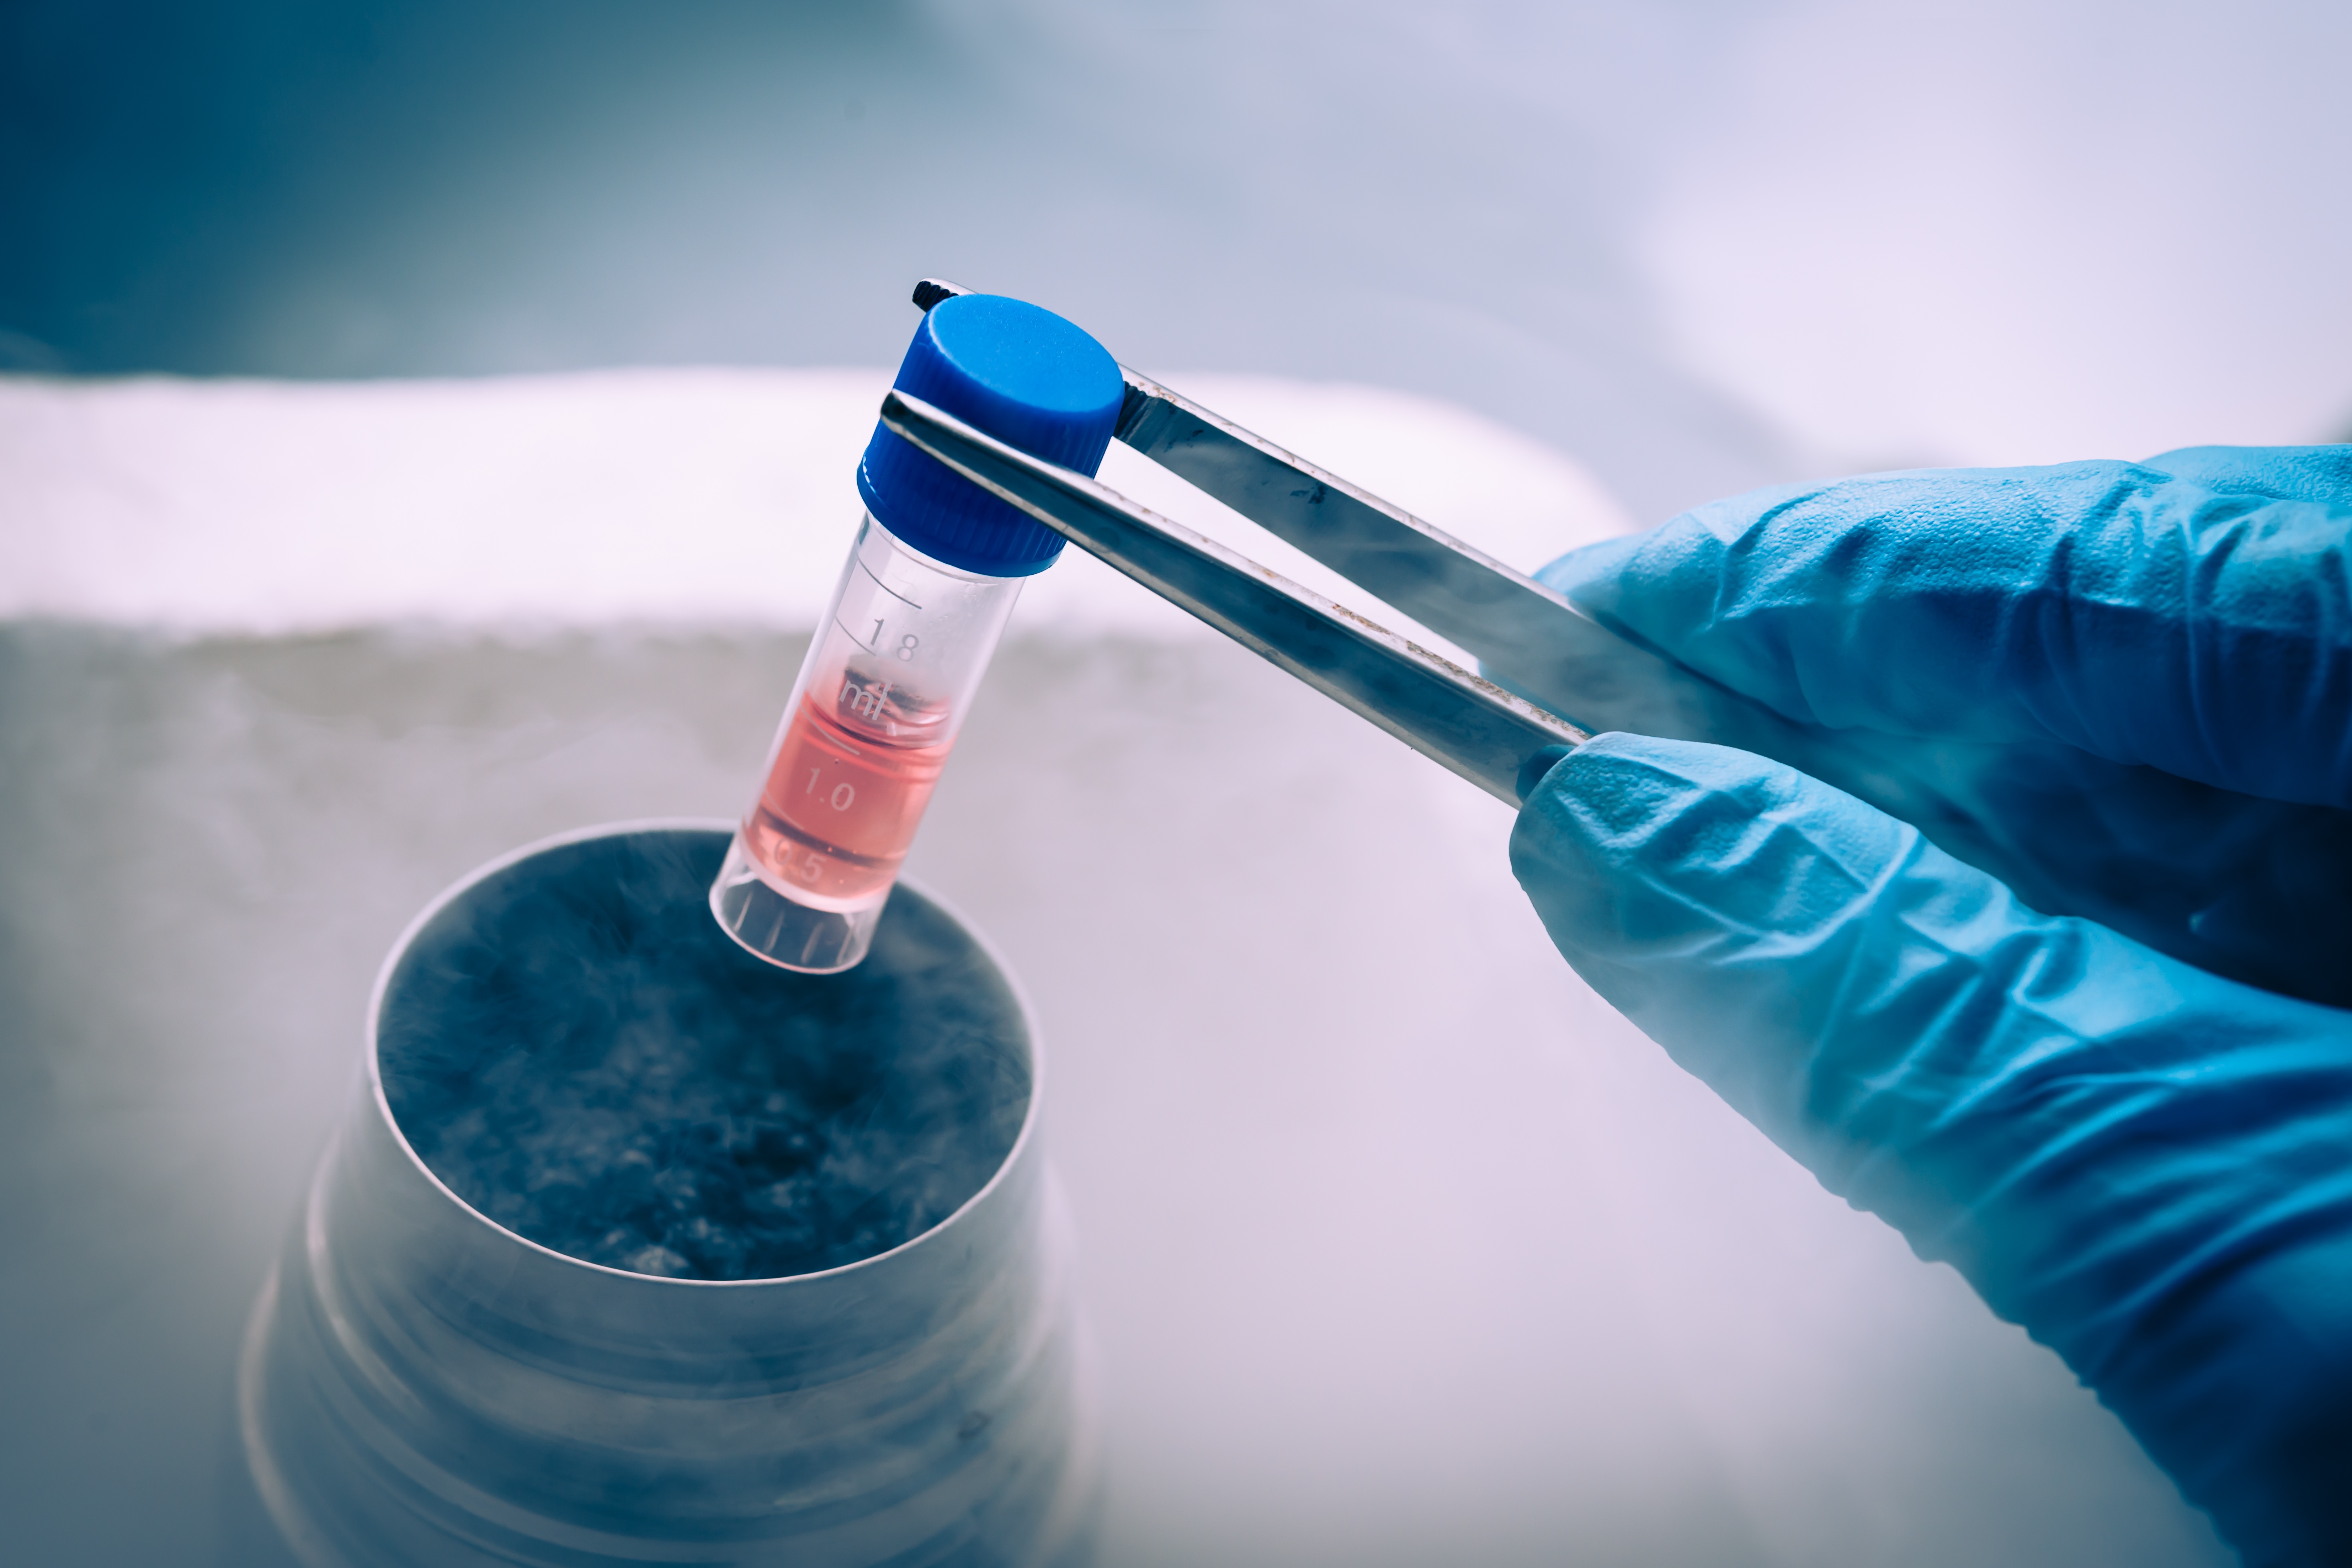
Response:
[239,822,1097,1567]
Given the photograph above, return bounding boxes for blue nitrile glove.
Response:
[1510,447,2352,1568]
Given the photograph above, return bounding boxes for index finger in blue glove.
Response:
[1538,452,2352,808]
[1514,732,2352,1567]
[2143,444,2352,508]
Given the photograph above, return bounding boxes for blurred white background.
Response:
[5,1,2345,1563]
[8,0,2347,511]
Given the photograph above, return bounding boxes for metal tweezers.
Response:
[883,277,1852,807]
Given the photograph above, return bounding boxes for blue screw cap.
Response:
[857,294,1124,577]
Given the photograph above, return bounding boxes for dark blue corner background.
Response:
[0,0,909,374]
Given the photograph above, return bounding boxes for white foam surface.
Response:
[0,368,1632,642]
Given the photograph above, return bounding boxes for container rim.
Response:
[360,817,1047,1290]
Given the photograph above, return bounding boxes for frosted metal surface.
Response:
[240,825,1090,1566]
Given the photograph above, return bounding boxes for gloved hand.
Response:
[1510,446,2352,1568]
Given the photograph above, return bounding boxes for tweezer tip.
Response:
[912,278,973,312]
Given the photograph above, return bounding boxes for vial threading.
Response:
[712,512,1022,972]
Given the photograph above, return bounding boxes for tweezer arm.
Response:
[921,279,1543,659]
[1114,366,1814,753]
[911,278,1778,749]
[1112,368,1573,662]
[878,390,1587,804]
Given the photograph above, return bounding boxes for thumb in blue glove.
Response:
[1512,448,2352,1568]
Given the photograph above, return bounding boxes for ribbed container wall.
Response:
[238,823,1098,1568]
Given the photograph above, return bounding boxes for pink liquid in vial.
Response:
[743,683,950,907]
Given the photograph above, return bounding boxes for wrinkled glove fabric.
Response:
[1512,447,2352,1567]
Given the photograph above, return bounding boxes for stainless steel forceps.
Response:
[884,280,2337,1004]
[882,277,1862,809]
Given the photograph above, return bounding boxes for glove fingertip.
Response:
[1531,531,1648,600]
[1511,731,1831,905]
[1513,744,1576,804]
[1509,733,1935,1125]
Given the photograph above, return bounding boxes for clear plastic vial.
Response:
[712,293,1124,972]
[711,515,1020,962]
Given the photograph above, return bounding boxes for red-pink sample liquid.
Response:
[743,679,951,907]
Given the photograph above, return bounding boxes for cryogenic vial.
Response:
[711,293,1124,972]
